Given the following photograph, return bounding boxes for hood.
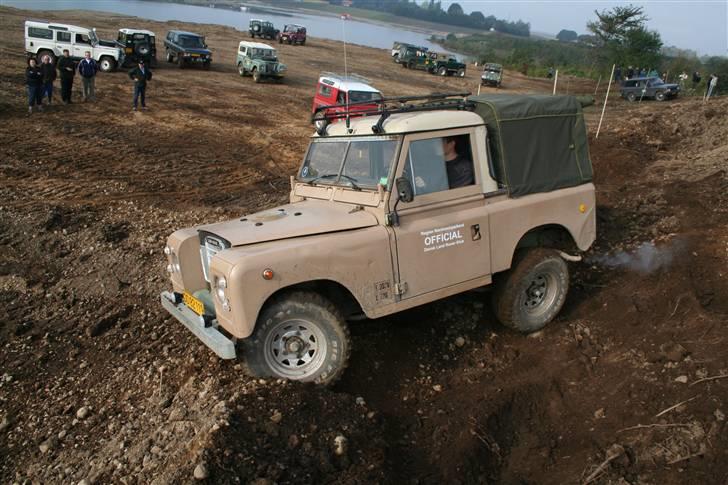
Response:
[197,199,378,247]
[98,39,120,48]
[185,48,212,55]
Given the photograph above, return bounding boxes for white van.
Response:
[24,20,124,72]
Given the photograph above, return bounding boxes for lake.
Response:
[2,0,457,54]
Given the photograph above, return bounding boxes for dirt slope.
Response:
[1,6,727,485]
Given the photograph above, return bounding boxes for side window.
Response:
[336,91,346,104]
[404,134,475,196]
[28,27,53,39]
[318,84,332,97]
[239,45,245,53]
[57,31,71,43]
[75,34,91,45]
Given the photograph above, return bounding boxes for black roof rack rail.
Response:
[311,92,472,136]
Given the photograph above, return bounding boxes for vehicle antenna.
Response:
[342,17,350,130]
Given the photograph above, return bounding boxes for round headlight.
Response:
[164,245,172,256]
[215,286,226,301]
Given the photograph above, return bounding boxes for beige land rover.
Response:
[161,93,596,385]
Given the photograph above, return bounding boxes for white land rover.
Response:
[24,20,124,72]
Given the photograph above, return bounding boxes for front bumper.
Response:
[160,291,236,359]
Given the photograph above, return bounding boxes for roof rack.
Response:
[311,92,472,136]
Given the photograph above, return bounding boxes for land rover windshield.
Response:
[298,136,400,189]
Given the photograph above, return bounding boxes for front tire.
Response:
[166,50,173,63]
[177,56,185,69]
[627,92,637,102]
[457,69,465,77]
[243,292,351,385]
[438,66,447,76]
[655,91,666,101]
[492,248,569,333]
[252,68,260,83]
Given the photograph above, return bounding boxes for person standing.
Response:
[78,51,98,102]
[25,58,43,114]
[57,49,76,104]
[40,54,57,105]
[128,59,153,111]
[614,66,622,83]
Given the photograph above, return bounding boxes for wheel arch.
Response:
[260,279,365,322]
[503,224,579,270]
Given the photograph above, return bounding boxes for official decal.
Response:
[421,223,465,253]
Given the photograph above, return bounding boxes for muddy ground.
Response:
[1,6,727,485]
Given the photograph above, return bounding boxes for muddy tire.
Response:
[438,66,447,76]
[202,61,210,70]
[238,62,245,76]
[98,56,116,72]
[655,91,666,101]
[242,292,351,385]
[252,68,260,83]
[457,68,465,77]
[492,248,569,333]
[627,92,637,102]
[177,55,185,69]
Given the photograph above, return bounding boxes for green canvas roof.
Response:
[468,94,593,197]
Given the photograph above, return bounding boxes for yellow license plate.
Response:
[191,54,200,57]
[183,291,205,315]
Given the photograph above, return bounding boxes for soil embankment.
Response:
[1,6,726,484]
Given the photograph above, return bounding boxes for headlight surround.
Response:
[214,276,227,302]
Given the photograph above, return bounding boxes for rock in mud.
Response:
[193,462,209,480]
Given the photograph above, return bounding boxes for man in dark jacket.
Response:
[26,58,44,114]
[57,49,76,104]
[128,59,153,111]
[78,51,98,102]
[40,54,57,105]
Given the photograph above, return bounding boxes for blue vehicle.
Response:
[621,77,680,102]
[164,30,212,70]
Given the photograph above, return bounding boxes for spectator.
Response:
[57,49,76,104]
[128,59,153,111]
[25,58,43,114]
[547,67,554,79]
[614,66,622,83]
[692,71,701,88]
[639,67,647,77]
[678,71,688,90]
[626,66,634,80]
[78,51,98,102]
[40,54,57,105]
[661,71,668,81]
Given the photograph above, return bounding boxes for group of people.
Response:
[613,66,664,83]
[25,50,153,114]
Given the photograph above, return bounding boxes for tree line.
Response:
[328,0,530,37]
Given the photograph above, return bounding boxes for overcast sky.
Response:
[442,1,727,57]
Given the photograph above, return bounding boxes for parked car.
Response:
[117,28,156,66]
[311,72,382,127]
[249,19,279,40]
[398,44,431,70]
[164,30,212,69]
[236,41,286,83]
[429,53,466,77]
[481,62,503,87]
[391,41,426,63]
[621,77,680,102]
[277,24,306,45]
[24,20,124,72]
[160,93,596,385]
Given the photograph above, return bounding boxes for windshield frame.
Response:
[297,135,402,191]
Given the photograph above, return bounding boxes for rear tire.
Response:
[492,248,569,333]
[98,56,116,72]
[238,62,245,76]
[36,49,55,64]
[242,292,351,385]
[457,68,465,77]
[438,66,447,76]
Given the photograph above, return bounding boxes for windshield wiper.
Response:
[306,174,361,191]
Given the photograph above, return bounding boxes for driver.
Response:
[411,136,475,192]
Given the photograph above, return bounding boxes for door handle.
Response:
[471,224,481,241]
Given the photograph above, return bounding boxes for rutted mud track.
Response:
[1,6,727,484]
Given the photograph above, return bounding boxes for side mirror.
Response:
[396,177,414,203]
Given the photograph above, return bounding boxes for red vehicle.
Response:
[311,73,383,126]
[278,24,306,45]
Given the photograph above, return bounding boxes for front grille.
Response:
[198,231,231,283]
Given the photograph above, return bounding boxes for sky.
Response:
[441,1,728,57]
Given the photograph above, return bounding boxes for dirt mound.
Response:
[1,6,727,485]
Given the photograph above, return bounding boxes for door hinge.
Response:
[394,282,408,296]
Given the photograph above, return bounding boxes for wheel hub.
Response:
[525,275,548,308]
[265,321,324,377]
